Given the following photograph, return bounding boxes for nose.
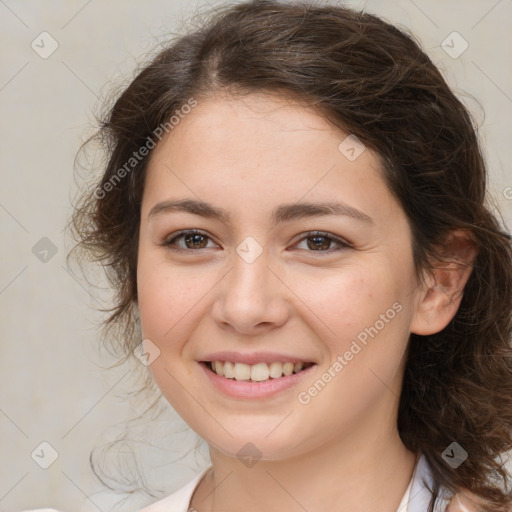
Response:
[212,244,290,336]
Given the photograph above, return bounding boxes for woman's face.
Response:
[137,92,424,461]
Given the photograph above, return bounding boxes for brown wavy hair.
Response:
[69,1,512,510]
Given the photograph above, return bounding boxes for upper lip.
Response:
[199,351,317,365]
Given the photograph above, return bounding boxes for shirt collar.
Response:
[402,453,453,512]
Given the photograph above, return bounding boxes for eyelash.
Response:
[162,229,351,255]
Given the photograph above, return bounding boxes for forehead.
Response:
[142,92,400,226]
[153,91,344,165]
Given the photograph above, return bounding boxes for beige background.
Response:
[1,0,511,510]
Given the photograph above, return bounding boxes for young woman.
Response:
[63,1,512,511]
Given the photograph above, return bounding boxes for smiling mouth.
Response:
[202,360,315,382]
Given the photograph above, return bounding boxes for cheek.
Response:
[137,252,210,339]
[136,256,203,411]
[294,268,411,424]
[299,264,406,340]
[299,262,414,400]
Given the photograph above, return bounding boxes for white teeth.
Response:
[269,361,283,379]
[251,363,270,382]
[282,362,294,376]
[213,361,224,377]
[209,360,309,381]
[234,363,251,381]
[223,361,235,379]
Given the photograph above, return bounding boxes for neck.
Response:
[191,415,418,512]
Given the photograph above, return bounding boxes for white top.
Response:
[141,453,453,512]
[21,453,455,512]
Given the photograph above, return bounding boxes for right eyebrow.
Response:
[148,199,231,224]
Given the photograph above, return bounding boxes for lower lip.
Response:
[200,362,315,399]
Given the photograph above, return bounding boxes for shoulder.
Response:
[141,466,211,512]
[445,494,475,511]
[414,454,494,512]
[446,491,505,512]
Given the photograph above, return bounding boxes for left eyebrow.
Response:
[148,198,374,227]
[272,201,374,226]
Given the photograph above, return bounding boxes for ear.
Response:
[411,230,478,336]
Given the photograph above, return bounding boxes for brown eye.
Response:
[164,230,217,252]
[294,231,351,254]
[307,235,332,251]
[182,233,209,249]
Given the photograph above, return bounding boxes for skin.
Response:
[137,91,476,512]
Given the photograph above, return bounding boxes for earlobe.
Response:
[410,230,478,336]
